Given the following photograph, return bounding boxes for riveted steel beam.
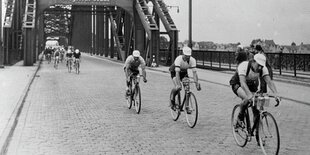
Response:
[23,0,36,28]
[3,0,16,28]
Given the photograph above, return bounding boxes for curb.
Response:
[0,57,43,155]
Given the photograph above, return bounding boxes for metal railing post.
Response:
[219,51,221,69]
[210,51,213,68]
[279,52,282,75]
[294,54,296,77]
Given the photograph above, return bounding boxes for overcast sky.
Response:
[2,0,310,45]
[165,0,310,45]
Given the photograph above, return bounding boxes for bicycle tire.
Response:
[258,112,280,155]
[68,61,72,73]
[126,83,133,109]
[231,104,248,147]
[170,92,181,121]
[134,85,141,114]
[76,62,80,74]
[185,92,198,128]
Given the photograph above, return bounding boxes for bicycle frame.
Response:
[243,93,275,140]
[176,78,193,109]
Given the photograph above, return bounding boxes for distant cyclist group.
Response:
[43,46,81,74]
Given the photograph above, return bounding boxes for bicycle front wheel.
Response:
[134,85,141,114]
[231,104,248,147]
[76,62,80,74]
[185,93,198,128]
[170,92,181,121]
[259,112,280,155]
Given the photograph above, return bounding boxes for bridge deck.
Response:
[1,54,309,154]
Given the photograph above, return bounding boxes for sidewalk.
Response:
[0,60,41,153]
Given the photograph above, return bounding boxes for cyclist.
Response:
[232,53,280,127]
[66,47,74,68]
[123,50,147,96]
[54,48,60,67]
[169,46,201,111]
[73,49,81,65]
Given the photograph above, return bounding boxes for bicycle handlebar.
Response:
[251,92,281,107]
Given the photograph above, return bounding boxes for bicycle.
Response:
[126,74,144,114]
[231,92,280,155]
[67,58,73,73]
[170,77,199,128]
[74,58,80,74]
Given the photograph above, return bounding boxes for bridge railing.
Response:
[159,49,310,78]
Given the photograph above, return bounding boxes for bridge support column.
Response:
[97,6,104,56]
[23,28,34,66]
[104,8,109,57]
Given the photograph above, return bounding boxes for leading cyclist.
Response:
[123,50,147,96]
[169,46,201,109]
[231,53,280,127]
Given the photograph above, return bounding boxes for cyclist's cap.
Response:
[132,50,140,57]
[254,53,266,67]
[237,44,244,49]
[75,49,79,53]
[182,46,192,56]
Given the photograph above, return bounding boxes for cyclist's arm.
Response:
[264,75,278,96]
[139,57,147,79]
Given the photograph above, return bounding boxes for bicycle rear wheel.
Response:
[185,93,198,128]
[170,92,181,121]
[134,85,141,114]
[231,104,248,147]
[258,112,280,155]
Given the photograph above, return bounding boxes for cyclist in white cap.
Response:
[124,50,147,95]
[232,53,280,130]
[169,46,201,108]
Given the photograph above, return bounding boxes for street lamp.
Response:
[0,0,4,68]
[166,5,179,13]
[188,0,192,48]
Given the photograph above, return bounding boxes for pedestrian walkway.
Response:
[0,60,41,154]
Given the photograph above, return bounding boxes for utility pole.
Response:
[0,0,4,68]
[188,0,192,48]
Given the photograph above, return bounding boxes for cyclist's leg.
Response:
[124,68,132,95]
[232,84,248,121]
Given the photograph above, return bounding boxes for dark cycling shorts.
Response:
[125,67,139,76]
[231,82,258,96]
[170,70,189,81]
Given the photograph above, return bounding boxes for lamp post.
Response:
[188,0,192,48]
[0,0,4,68]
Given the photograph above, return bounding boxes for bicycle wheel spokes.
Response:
[231,105,248,147]
[185,93,198,128]
[134,86,141,114]
[170,93,181,121]
[259,112,280,155]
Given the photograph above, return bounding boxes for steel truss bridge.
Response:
[1,0,179,66]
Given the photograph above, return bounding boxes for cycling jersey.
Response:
[237,61,269,81]
[124,55,146,70]
[73,52,81,59]
[174,55,197,72]
[66,52,73,58]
